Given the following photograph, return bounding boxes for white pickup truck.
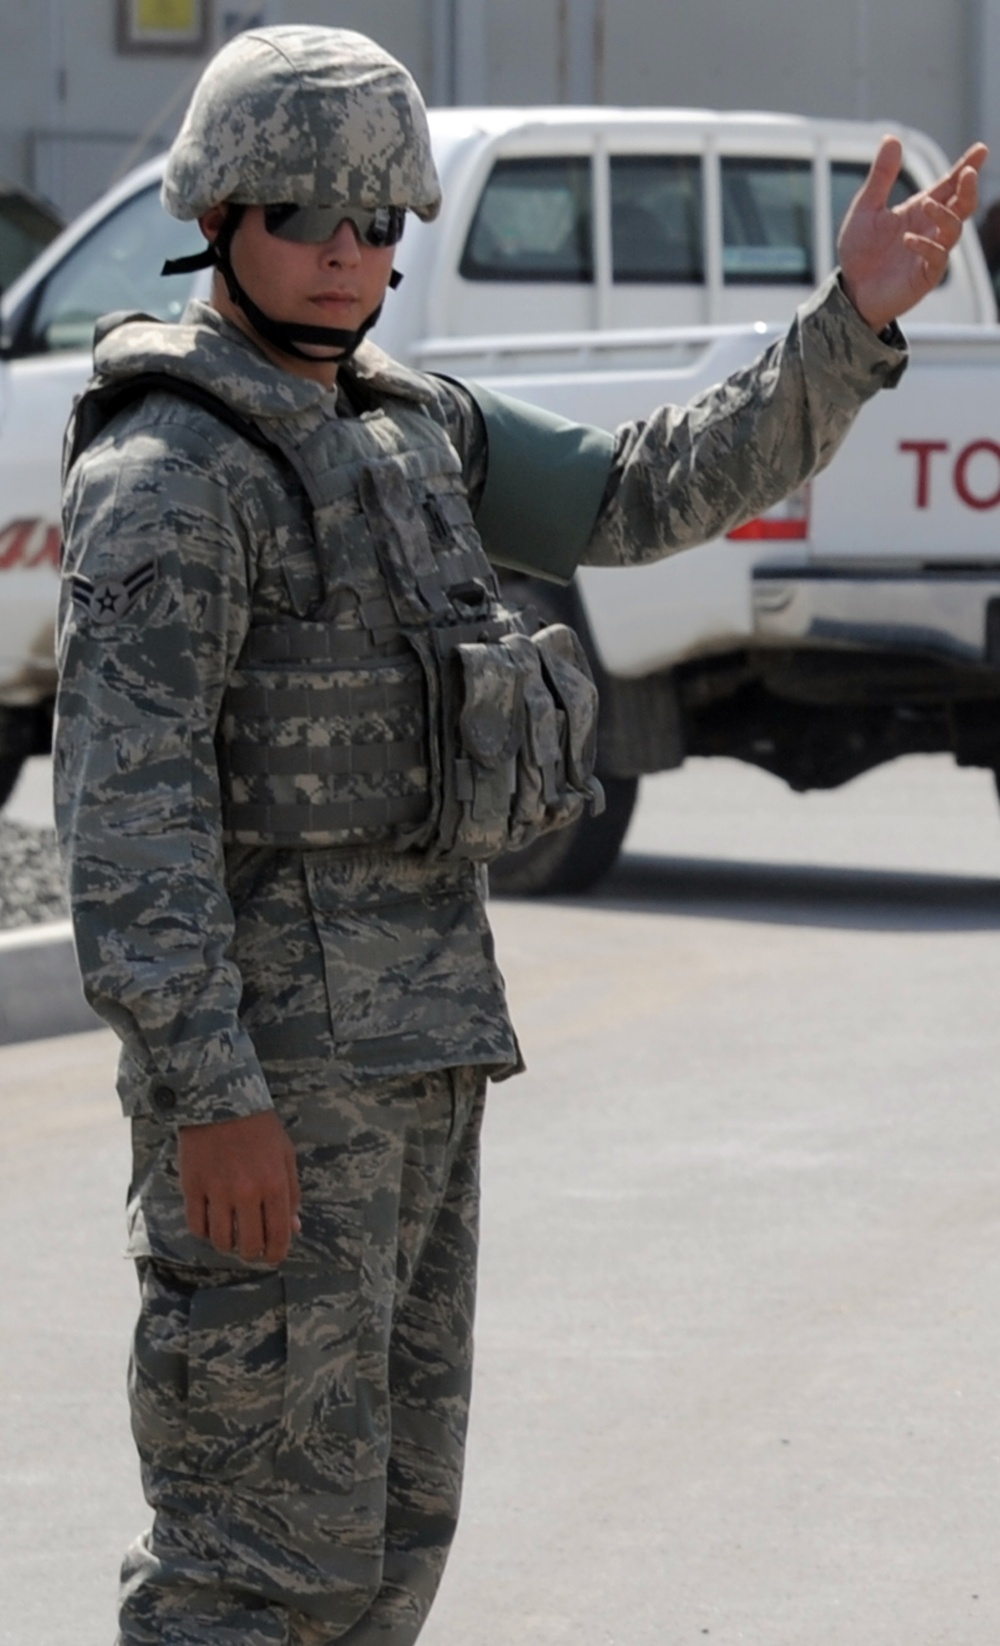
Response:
[2,105,998,892]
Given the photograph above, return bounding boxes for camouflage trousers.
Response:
[118,1063,486,1645]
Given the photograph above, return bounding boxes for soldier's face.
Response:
[200,202,397,381]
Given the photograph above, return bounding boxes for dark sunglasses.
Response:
[263,202,406,249]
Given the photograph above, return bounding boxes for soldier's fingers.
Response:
[261,1194,292,1265]
[931,170,979,225]
[952,161,983,220]
[284,1135,302,1226]
[182,1188,210,1242]
[911,195,963,249]
[927,142,988,205]
[234,1199,269,1263]
[902,231,950,280]
[855,136,903,212]
[206,1195,237,1253]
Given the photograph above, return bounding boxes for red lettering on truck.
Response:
[954,440,1000,510]
[900,440,1000,511]
[0,518,61,568]
[899,441,949,508]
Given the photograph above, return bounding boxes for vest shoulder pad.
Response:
[64,372,288,479]
[346,341,436,405]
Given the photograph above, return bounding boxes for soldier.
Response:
[54,24,983,1646]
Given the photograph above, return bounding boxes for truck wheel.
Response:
[488,774,638,897]
[0,754,25,810]
[0,704,51,811]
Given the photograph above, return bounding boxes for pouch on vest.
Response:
[431,616,604,862]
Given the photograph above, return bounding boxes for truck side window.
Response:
[610,156,704,283]
[721,157,813,284]
[9,183,203,358]
[459,157,593,282]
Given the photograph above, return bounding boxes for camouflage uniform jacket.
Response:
[55,275,905,1128]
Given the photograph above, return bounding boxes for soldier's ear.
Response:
[198,204,229,244]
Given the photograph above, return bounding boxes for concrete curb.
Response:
[0,920,103,1046]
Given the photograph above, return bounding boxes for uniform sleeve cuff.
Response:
[801,269,909,389]
[118,1030,274,1129]
[832,269,908,355]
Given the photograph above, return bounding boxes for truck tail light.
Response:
[727,482,811,541]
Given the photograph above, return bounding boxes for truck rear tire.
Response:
[0,704,52,811]
[488,774,638,897]
[0,754,24,810]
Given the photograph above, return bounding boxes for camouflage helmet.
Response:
[162,25,442,223]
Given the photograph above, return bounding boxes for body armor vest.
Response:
[68,319,603,860]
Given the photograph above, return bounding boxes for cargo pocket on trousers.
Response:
[184,1271,288,1485]
[275,1269,361,1495]
[130,1259,361,1496]
[129,1259,191,1469]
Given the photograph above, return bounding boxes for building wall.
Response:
[602,0,971,162]
[0,0,992,224]
[0,0,433,219]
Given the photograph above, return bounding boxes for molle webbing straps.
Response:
[221,792,429,843]
[217,640,432,846]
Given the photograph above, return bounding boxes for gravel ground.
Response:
[0,819,69,930]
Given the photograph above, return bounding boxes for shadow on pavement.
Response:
[582,852,1000,933]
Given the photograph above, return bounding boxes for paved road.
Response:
[4,754,1000,1645]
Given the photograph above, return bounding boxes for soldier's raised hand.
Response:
[838,136,987,333]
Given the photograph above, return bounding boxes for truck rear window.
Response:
[610,156,704,283]
[721,157,813,284]
[460,157,593,282]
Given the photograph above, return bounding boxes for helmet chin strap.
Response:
[161,204,402,364]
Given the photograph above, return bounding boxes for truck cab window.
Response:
[0,190,62,289]
[460,157,593,282]
[721,157,813,284]
[9,183,203,358]
[610,156,704,283]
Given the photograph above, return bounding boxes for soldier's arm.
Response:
[429,272,905,580]
[56,414,272,1131]
[433,142,983,580]
[582,271,906,568]
[57,416,303,1262]
[587,132,984,565]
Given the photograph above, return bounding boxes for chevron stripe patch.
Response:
[71,559,157,626]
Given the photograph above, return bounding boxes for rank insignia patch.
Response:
[71,560,157,626]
